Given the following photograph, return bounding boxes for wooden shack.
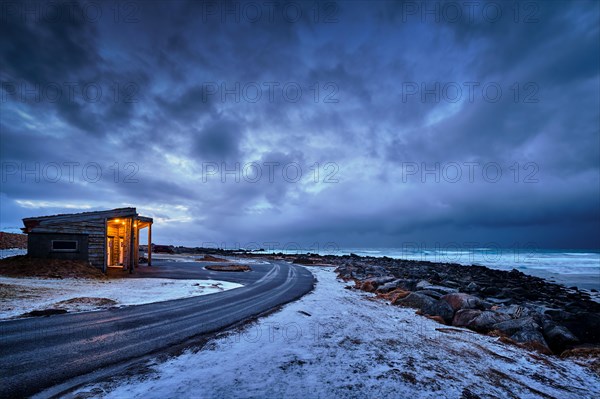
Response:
[21,207,153,273]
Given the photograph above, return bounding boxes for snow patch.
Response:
[0,248,27,259]
[0,277,242,320]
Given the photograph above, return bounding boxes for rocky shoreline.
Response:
[158,247,599,361]
[249,252,599,360]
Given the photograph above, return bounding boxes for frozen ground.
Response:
[0,248,27,259]
[0,277,242,320]
[73,267,599,399]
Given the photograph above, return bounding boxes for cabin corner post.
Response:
[148,223,152,266]
[129,217,135,274]
[103,218,108,273]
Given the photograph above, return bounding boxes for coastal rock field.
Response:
[293,254,600,364]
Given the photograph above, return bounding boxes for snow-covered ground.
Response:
[0,277,242,320]
[0,248,27,259]
[73,267,599,399]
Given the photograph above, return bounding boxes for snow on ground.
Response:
[0,248,26,259]
[73,267,599,399]
[0,277,242,320]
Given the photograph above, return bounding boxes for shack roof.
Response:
[22,208,153,233]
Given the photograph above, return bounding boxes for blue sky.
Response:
[1,0,599,249]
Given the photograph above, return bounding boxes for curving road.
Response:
[0,259,314,398]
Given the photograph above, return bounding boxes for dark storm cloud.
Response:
[155,85,215,122]
[0,1,99,83]
[192,117,245,161]
[1,0,598,248]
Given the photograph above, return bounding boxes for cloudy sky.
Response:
[1,0,598,250]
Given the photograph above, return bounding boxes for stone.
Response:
[492,317,540,337]
[481,286,501,296]
[440,293,484,312]
[561,312,600,343]
[376,280,401,294]
[543,323,579,353]
[442,280,460,287]
[388,289,412,304]
[495,304,532,319]
[414,289,443,300]
[416,280,431,289]
[395,292,436,312]
[510,328,552,354]
[426,299,455,324]
[452,309,482,327]
[360,276,395,292]
[469,311,512,332]
[414,281,458,295]
[376,278,416,293]
[466,282,479,292]
[453,309,511,332]
[486,297,513,305]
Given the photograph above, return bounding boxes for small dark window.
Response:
[52,240,78,251]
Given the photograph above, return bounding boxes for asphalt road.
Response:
[0,259,314,398]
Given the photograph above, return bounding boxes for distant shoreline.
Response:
[147,245,600,291]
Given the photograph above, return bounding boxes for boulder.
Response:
[492,317,552,353]
[427,299,455,324]
[481,286,501,296]
[485,297,513,306]
[395,292,436,311]
[466,282,479,292]
[453,309,512,332]
[469,311,512,332]
[441,280,460,288]
[415,282,458,295]
[388,289,412,304]
[414,289,443,300]
[395,292,455,324]
[416,280,431,289]
[360,276,395,292]
[495,304,533,319]
[440,293,484,312]
[452,309,482,327]
[376,278,415,293]
[561,312,600,343]
[492,317,540,336]
[542,323,579,353]
[360,280,377,292]
[510,328,551,354]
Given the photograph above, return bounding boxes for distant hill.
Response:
[0,232,27,249]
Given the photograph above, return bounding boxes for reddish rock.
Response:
[384,289,411,304]
[441,293,484,312]
[361,280,377,292]
[359,276,395,293]
[452,309,482,326]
